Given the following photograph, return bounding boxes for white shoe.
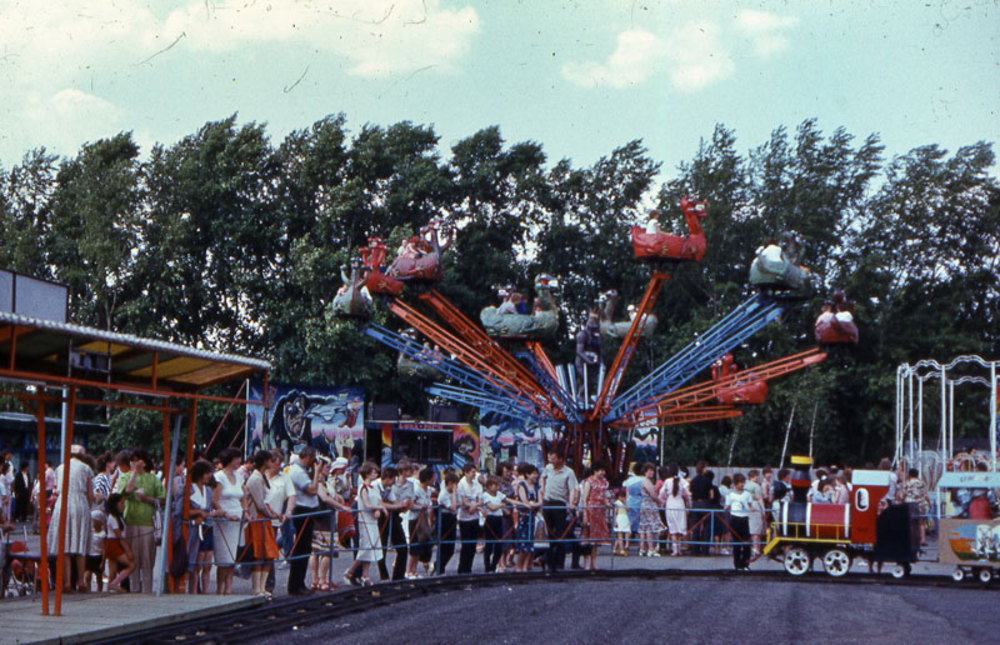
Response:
[649,551,662,557]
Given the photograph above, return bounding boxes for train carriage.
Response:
[936,471,1000,583]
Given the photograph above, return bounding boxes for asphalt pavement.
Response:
[249,577,1000,645]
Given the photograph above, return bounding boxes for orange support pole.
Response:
[591,272,669,420]
[525,341,558,381]
[8,324,15,370]
[389,299,559,418]
[35,400,50,616]
[418,292,556,403]
[53,386,76,617]
[622,348,827,425]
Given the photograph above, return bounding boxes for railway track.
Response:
[94,567,997,645]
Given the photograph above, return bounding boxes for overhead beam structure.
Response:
[0,309,270,617]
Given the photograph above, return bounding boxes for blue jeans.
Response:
[278,518,295,557]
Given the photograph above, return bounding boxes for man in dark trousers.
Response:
[13,462,31,522]
[287,447,322,596]
[541,448,578,572]
[688,461,712,555]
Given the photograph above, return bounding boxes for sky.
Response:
[0,0,997,180]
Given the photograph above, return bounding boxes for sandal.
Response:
[360,577,374,587]
[318,582,330,591]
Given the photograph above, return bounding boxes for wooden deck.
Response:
[0,592,263,644]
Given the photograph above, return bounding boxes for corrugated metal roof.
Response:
[0,309,270,391]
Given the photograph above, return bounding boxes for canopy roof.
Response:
[0,310,270,396]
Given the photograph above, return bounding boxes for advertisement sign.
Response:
[248,381,364,457]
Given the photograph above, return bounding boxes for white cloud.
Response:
[563,22,734,92]
[48,88,118,119]
[17,89,123,155]
[0,1,479,93]
[562,29,661,89]
[159,0,479,77]
[663,20,734,92]
[734,9,798,58]
[0,0,480,160]
[560,7,797,93]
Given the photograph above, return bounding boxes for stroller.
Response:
[1,526,37,598]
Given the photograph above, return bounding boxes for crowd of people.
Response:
[0,445,945,598]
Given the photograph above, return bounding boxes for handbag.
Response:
[152,501,163,546]
[168,532,189,579]
[413,509,433,544]
[234,522,252,579]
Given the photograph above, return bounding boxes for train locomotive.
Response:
[764,456,921,577]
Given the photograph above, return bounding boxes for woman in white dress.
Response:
[658,463,690,556]
[47,446,94,592]
[212,449,245,595]
[343,461,383,586]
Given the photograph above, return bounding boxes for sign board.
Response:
[937,472,1000,490]
[0,270,12,312]
[247,381,364,456]
[939,518,1000,565]
[0,269,68,323]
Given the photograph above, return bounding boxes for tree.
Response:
[127,116,283,351]
[48,133,144,329]
[443,127,550,317]
[0,149,59,277]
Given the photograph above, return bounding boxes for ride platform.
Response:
[0,592,263,645]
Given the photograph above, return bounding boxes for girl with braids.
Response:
[659,462,690,557]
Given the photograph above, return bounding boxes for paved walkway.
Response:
[0,593,262,645]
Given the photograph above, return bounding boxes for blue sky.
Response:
[1,1,997,179]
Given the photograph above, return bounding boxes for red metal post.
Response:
[35,400,49,615]
[591,272,669,420]
[53,386,76,616]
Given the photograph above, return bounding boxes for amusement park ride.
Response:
[336,198,857,480]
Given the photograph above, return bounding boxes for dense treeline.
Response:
[1,114,997,465]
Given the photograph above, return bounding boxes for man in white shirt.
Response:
[287,447,321,596]
[541,448,578,572]
[725,473,753,571]
[373,467,412,581]
[456,463,484,574]
[388,461,418,580]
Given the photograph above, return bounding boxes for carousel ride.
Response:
[338,201,856,479]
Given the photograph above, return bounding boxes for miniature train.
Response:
[763,456,921,578]
[764,457,1000,584]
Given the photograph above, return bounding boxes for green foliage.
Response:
[0,115,995,465]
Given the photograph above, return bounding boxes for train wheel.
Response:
[822,549,851,577]
[952,568,966,582]
[978,568,992,584]
[890,564,910,579]
[784,547,812,576]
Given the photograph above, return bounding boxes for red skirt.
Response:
[244,521,279,561]
[104,538,126,561]
[337,510,356,541]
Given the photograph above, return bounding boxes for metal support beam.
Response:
[607,293,788,421]
[591,271,668,419]
[620,348,827,427]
